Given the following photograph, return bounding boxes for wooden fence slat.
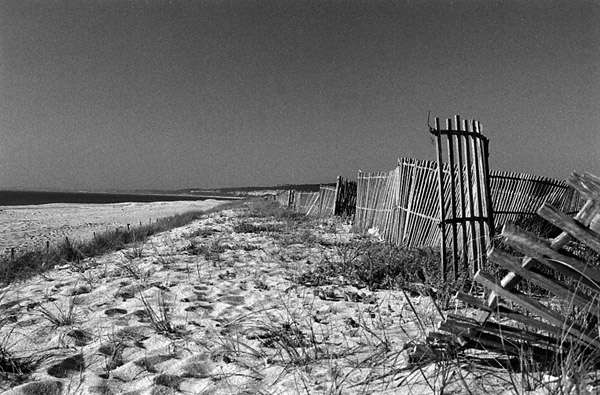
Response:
[468,332,556,361]
[434,118,448,277]
[455,116,468,269]
[446,118,460,276]
[568,173,600,205]
[483,199,600,316]
[473,120,489,272]
[502,223,600,286]
[455,292,562,334]
[538,203,600,254]
[474,271,600,349]
[489,249,600,314]
[441,314,557,345]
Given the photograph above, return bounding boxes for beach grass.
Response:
[0,201,242,285]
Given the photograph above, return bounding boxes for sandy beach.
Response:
[0,201,549,395]
[0,199,227,255]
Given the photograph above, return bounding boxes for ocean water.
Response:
[0,190,233,206]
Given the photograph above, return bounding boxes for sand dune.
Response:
[0,199,226,255]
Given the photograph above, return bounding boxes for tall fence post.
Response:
[333,175,341,216]
[432,118,448,281]
[430,115,494,280]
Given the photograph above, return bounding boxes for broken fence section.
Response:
[432,171,600,362]
[431,116,494,279]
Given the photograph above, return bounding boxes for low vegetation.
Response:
[0,201,241,285]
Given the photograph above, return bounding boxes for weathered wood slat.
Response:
[568,172,600,205]
[503,224,600,286]
[538,203,600,254]
[471,332,556,361]
[455,291,491,311]
[482,200,600,318]
[457,291,564,335]
[441,314,557,345]
[474,271,600,349]
[427,331,461,346]
[489,249,600,315]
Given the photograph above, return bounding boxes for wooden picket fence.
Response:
[334,176,357,217]
[354,158,442,247]
[433,171,600,362]
[353,160,582,269]
[275,176,357,218]
[354,158,580,245]
[275,190,294,207]
[490,171,584,227]
[294,190,321,216]
[318,185,337,217]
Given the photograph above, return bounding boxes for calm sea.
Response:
[0,190,236,206]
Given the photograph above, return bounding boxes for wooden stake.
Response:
[433,118,448,280]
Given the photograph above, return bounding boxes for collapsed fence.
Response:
[432,171,600,364]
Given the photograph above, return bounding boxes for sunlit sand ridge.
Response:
[0,200,225,255]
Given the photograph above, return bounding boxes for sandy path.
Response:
[0,199,228,255]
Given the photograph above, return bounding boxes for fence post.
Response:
[481,136,495,238]
[333,175,341,216]
[432,118,448,281]
[446,118,459,279]
[432,115,493,280]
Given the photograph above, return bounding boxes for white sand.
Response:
[0,199,227,255]
[0,205,543,395]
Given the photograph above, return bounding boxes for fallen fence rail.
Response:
[431,171,600,362]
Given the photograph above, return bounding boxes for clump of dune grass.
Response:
[295,239,463,299]
[232,220,282,234]
[0,290,37,385]
[0,201,242,285]
[37,297,78,328]
[139,289,177,335]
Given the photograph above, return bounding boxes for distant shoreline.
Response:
[0,190,242,206]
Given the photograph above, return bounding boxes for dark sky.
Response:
[1,0,598,191]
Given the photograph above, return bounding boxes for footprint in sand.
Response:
[216,295,245,305]
[66,329,94,346]
[47,354,85,378]
[104,308,128,316]
[3,381,63,395]
[153,374,184,390]
[133,354,172,373]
